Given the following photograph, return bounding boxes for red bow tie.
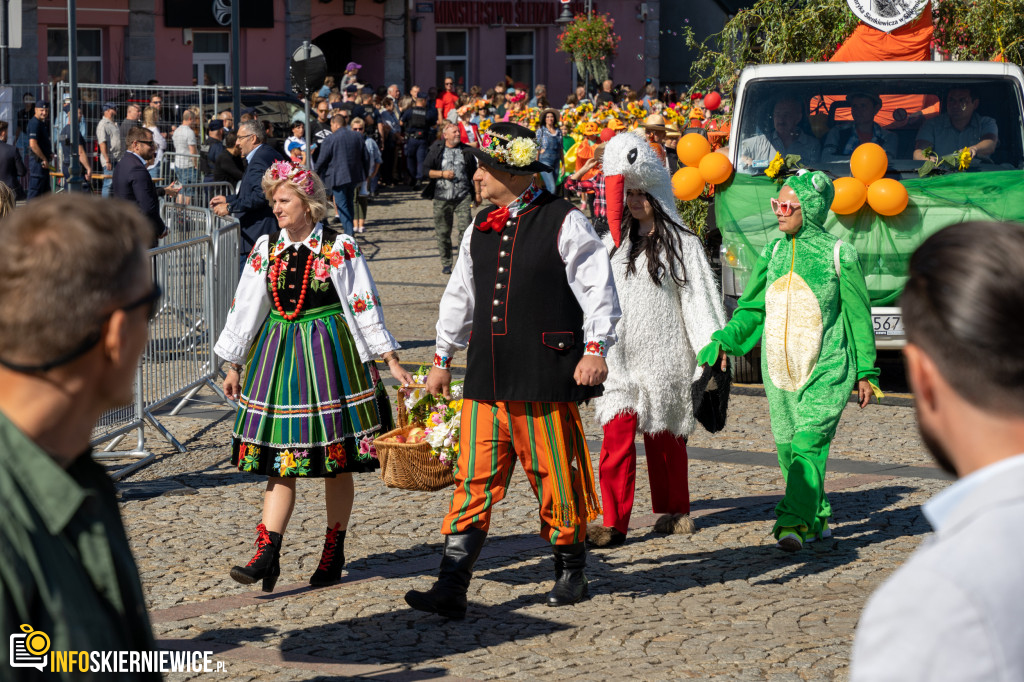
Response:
[477,206,511,233]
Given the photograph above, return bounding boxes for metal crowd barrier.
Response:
[90,210,241,479]
[161,203,215,242]
[172,180,233,209]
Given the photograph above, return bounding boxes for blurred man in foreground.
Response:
[0,195,161,681]
[851,221,1024,681]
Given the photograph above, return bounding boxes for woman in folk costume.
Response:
[586,132,727,547]
[215,161,412,591]
[697,170,880,551]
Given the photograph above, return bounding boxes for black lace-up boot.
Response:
[230,523,283,592]
[309,523,346,586]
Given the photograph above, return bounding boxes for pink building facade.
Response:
[17,0,394,93]
[13,0,659,98]
[409,0,654,101]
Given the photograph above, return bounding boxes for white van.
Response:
[716,61,1024,377]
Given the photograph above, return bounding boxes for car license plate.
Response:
[872,313,904,336]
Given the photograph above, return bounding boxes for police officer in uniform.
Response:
[400,95,434,188]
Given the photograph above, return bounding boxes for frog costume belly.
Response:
[697,170,880,541]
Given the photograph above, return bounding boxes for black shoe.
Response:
[309,523,346,586]
[405,528,487,620]
[547,542,588,607]
[230,523,283,592]
[441,265,452,275]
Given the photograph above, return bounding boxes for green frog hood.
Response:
[784,171,834,233]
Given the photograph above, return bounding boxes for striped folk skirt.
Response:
[231,304,383,477]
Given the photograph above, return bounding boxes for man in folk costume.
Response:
[405,122,621,619]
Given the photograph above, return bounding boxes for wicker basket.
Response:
[375,385,456,492]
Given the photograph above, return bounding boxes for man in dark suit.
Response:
[0,121,27,199]
[315,113,368,236]
[210,119,286,271]
[113,126,179,246]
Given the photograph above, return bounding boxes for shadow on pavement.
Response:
[272,595,572,667]
[480,485,926,595]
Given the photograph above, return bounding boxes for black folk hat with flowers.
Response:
[468,122,552,176]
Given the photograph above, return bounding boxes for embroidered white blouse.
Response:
[435,188,621,365]
[214,223,400,365]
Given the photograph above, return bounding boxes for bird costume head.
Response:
[601,130,685,247]
[783,170,835,232]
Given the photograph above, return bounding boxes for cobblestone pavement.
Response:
[110,186,943,680]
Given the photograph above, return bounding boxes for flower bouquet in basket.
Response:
[374,366,463,491]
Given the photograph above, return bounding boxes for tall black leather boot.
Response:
[230,523,283,592]
[309,523,346,586]
[404,528,487,620]
[547,542,588,607]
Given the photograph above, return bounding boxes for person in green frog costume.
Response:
[697,170,881,551]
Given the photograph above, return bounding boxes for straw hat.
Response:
[540,108,560,125]
[665,122,682,139]
[641,113,668,132]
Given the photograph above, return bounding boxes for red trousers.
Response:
[598,411,690,534]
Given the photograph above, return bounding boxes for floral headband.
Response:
[268,160,314,195]
[480,133,538,168]
[507,92,527,104]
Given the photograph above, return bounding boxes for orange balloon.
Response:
[678,133,712,167]
[850,142,888,185]
[698,152,734,185]
[672,166,705,201]
[866,178,909,216]
[831,177,868,215]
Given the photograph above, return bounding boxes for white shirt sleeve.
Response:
[558,209,620,356]
[676,232,727,380]
[329,234,400,362]
[214,237,272,365]
[434,223,476,365]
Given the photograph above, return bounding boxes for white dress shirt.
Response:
[214,223,399,365]
[435,187,620,364]
[850,453,1024,682]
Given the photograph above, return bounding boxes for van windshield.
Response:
[734,77,1023,177]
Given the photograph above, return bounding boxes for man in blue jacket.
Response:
[210,119,286,271]
[113,126,179,246]
[315,113,368,236]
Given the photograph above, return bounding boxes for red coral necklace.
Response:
[270,249,312,321]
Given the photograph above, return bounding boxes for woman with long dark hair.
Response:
[535,108,563,194]
[588,132,726,547]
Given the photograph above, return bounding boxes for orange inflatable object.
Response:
[672,166,705,201]
[867,178,909,216]
[698,152,734,185]
[850,143,888,185]
[678,133,711,168]
[814,5,939,128]
[831,177,868,215]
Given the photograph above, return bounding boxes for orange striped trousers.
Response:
[442,400,601,545]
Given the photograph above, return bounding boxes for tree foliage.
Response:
[683,0,859,101]
[934,0,1024,66]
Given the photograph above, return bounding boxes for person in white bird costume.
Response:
[588,131,727,547]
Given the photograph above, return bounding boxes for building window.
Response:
[436,30,468,91]
[47,28,102,83]
[193,31,230,87]
[506,31,535,94]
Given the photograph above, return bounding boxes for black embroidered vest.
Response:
[265,227,344,312]
[464,192,602,403]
